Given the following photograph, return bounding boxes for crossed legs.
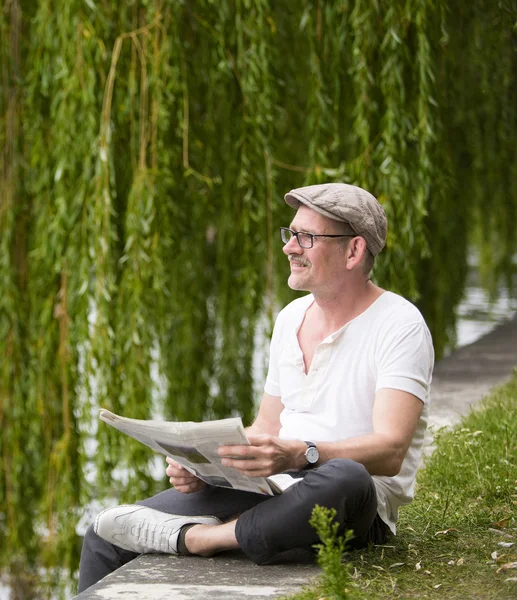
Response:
[78,459,389,593]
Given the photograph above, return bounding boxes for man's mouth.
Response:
[288,256,311,267]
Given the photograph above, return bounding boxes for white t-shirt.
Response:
[264,291,434,534]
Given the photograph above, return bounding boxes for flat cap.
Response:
[284,183,387,256]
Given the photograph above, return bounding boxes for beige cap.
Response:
[284,183,387,256]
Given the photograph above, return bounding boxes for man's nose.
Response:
[282,236,302,255]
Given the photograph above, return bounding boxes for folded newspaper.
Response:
[99,409,302,496]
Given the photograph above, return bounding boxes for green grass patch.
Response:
[285,370,517,599]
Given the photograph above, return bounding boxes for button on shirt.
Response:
[264,292,434,534]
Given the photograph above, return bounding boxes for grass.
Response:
[285,370,517,599]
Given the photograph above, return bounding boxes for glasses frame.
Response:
[280,227,355,249]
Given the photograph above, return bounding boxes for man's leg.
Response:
[77,485,268,593]
[184,519,240,556]
[79,458,388,590]
[184,459,388,563]
[78,524,139,593]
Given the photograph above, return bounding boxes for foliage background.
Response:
[1,0,516,593]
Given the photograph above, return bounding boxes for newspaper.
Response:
[99,409,302,496]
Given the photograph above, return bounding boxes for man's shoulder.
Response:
[372,293,434,359]
[377,291,427,325]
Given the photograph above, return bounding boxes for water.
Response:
[452,281,517,351]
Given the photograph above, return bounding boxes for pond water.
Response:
[451,277,517,352]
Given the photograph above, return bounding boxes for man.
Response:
[78,183,434,592]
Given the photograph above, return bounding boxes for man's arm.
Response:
[315,388,423,476]
[219,388,423,477]
[245,392,283,436]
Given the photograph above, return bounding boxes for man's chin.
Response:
[287,275,309,291]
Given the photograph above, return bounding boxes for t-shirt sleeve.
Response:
[375,319,434,402]
[264,312,284,397]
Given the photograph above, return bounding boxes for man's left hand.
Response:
[218,435,305,477]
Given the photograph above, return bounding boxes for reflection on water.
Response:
[451,282,517,353]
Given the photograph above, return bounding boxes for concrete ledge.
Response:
[75,550,320,599]
[425,312,517,443]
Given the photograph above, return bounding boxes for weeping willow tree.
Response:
[1,0,516,594]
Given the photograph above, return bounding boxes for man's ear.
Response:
[345,236,368,270]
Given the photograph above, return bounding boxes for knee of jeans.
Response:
[84,523,98,544]
[319,458,372,494]
[324,457,368,475]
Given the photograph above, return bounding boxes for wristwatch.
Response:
[304,441,319,467]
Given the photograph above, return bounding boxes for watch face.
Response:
[306,445,319,464]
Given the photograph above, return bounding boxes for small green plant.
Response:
[281,505,358,600]
[310,505,357,600]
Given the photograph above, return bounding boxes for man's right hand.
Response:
[165,457,207,494]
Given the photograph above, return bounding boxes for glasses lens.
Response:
[298,232,313,248]
[280,228,293,244]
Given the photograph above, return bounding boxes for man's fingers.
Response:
[221,457,268,471]
[169,476,204,490]
[172,479,206,494]
[166,464,187,477]
[245,434,273,446]
[218,436,272,457]
[218,445,252,458]
[169,475,196,485]
[217,436,285,477]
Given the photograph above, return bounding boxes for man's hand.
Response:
[166,457,206,494]
[218,435,306,477]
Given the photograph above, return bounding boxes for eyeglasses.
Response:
[280,227,355,249]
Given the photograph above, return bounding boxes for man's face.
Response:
[282,206,350,293]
